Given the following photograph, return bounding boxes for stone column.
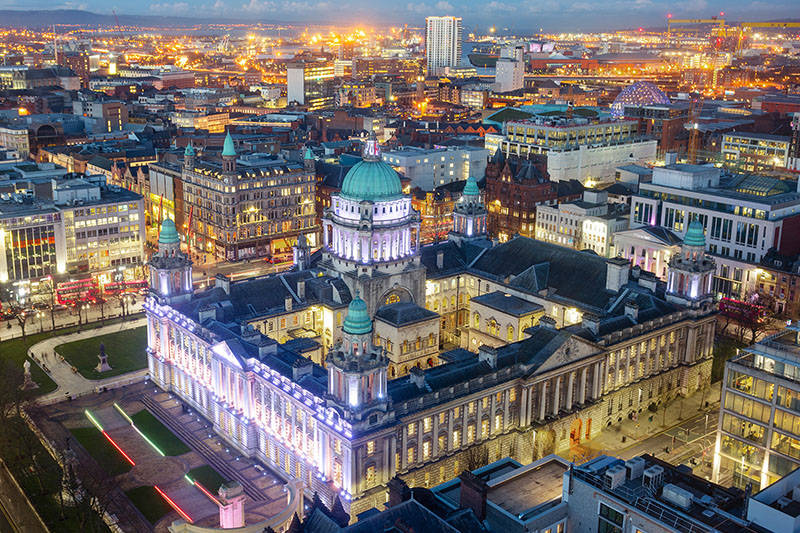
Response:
[552,377,561,416]
[566,372,575,410]
[433,414,440,456]
[539,382,547,421]
[401,426,408,471]
[579,367,587,405]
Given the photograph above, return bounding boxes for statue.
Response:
[21,359,38,390]
[95,343,112,373]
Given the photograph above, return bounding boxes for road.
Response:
[618,408,719,479]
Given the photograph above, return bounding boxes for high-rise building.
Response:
[286,60,336,111]
[713,321,800,492]
[494,46,525,93]
[425,16,462,76]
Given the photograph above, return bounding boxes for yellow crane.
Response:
[736,21,800,54]
[667,18,726,37]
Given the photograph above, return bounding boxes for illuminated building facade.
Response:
[713,322,800,492]
[286,61,336,111]
[425,16,462,76]
[500,116,657,184]
[147,136,717,520]
[176,134,317,261]
[721,132,791,173]
[534,189,629,258]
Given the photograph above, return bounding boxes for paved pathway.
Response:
[27,317,148,404]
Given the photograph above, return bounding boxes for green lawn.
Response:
[130,410,190,456]
[0,417,110,532]
[55,326,147,380]
[70,427,133,476]
[125,485,174,525]
[187,464,228,493]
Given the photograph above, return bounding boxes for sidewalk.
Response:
[27,317,148,404]
[568,381,722,460]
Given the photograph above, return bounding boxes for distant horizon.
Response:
[0,3,799,33]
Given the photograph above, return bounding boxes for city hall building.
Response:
[145,138,717,518]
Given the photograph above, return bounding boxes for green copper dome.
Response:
[222,132,236,157]
[340,134,403,202]
[340,160,403,202]
[304,147,314,160]
[159,218,180,245]
[684,220,706,247]
[463,175,480,196]
[343,295,372,335]
[184,142,195,157]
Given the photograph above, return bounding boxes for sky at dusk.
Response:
[1,0,798,32]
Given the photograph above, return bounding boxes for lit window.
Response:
[481,419,489,438]
[366,440,375,455]
[422,440,431,459]
[423,417,432,432]
[407,447,415,464]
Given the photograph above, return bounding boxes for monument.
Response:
[21,360,38,390]
[95,343,112,373]
[218,482,246,528]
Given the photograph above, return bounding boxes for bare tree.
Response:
[463,443,489,471]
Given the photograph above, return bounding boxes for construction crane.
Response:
[687,97,704,164]
[736,21,800,54]
[667,18,726,37]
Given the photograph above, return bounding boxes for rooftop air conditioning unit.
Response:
[605,464,626,490]
[643,465,664,492]
[662,483,693,511]
[625,457,646,480]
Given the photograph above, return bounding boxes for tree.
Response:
[463,443,489,471]
[14,310,28,339]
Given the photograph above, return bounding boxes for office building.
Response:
[631,165,800,265]
[287,60,336,111]
[382,146,489,190]
[72,98,129,133]
[721,132,792,173]
[713,321,800,491]
[534,189,629,258]
[501,116,657,184]
[425,16,462,76]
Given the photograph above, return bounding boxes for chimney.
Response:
[606,257,630,293]
[582,313,600,335]
[409,366,426,389]
[478,345,498,368]
[387,477,411,508]
[198,304,217,323]
[624,300,639,322]
[459,470,488,521]
[538,316,557,330]
[292,358,313,381]
[436,250,444,270]
[215,274,231,295]
[285,296,293,312]
[297,279,306,300]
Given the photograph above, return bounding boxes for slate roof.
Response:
[471,236,613,310]
[471,291,544,316]
[375,302,438,326]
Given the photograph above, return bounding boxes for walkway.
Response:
[27,317,148,404]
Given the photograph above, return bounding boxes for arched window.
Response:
[507,325,514,341]
[474,312,481,329]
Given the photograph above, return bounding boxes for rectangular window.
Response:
[366,440,375,455]
[423,417,432,433]
[407,422,416,435]
[481,419,489,438]
[407,447,415,464]
[422,440,431,460]
[453,429,461,447]
[598,503,624,533]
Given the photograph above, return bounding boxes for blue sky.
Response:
[3,0,799,32]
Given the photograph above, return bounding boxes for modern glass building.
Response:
[713,322,800,491]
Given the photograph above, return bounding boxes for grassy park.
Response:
[187,464,228,492]
[55,326,147,379]
[70,427,133,476]
[130,409,190,456]
[125,485,174,524]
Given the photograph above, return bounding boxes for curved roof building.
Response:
[610,81,670,118]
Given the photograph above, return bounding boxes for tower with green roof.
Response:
[320,132,425,315]
[148,218,193,305]
[222,131,236,173]
[451,175,487,244]
[666,219,715,309]
[326,292,388,417]
[184,141,195,170]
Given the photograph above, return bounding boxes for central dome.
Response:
[340,135,403,202]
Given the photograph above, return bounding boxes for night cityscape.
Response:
[0,3,800,532]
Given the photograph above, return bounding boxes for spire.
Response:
[222,132,236,157]
[184,141,195,157]
[361,131,381,162]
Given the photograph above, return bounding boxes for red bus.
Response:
[719,297,766,323]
